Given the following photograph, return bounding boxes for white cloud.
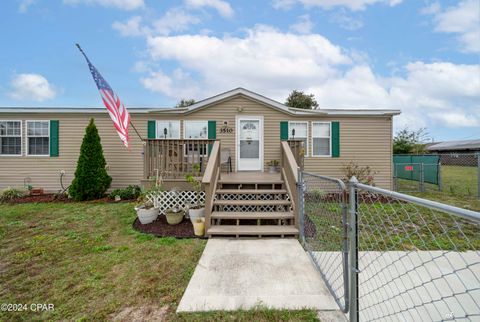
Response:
[19,0,35,13]
[9,73,57,102]
[112,16,147,37]
[184,0,234,18]
[63,0,144,11]
[429,112,479,128]
[141,69,201,99]
[425,0,480,53]
[273,0,402,11]
[289,15,314,34]
[329,8,364,30]
[113,9,201,37]
[145,25,350,99]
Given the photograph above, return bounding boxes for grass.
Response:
[0,202,319,321]
[396,165,479,200]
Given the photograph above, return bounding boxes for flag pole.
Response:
[75,43,144,142]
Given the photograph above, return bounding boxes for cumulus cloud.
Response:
[112,16,147,37]
[272,0,402,11]
[289,15,314,34]
[139,26,479,130]
[424,0,480,53]
[9,73,57,102]
[63,0,144,11]
[184,0,234,17]
[19,0,36,13]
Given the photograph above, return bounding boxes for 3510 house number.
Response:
[220,122,233,134]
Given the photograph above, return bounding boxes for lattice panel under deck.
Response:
[215,193,291,212]
[147,191,205,215]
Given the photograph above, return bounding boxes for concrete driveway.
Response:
[177,238,338,312]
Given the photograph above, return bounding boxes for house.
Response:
[427,139,480,166]
[0,88,399,236]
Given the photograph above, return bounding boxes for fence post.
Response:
[438,161,442,191]
[297,168,305,244]
[477,153,480,200]
[348,176,359,322]
[420,163,425,192]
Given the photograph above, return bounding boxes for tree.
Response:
[285,90,319,110]
[69,118,112,200]
[393,127,430,154]
[175,98,196,108]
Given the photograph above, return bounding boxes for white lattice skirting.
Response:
[147,191,205,215]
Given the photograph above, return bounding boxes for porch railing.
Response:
[202,141,221,235]
[143,139,216,179]
[281,141,300,228]
[287,139,305,170]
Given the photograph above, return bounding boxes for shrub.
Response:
[0,187,27,202]
[69,119,112,201]
[341,161,377,185]
[109,185,142,200]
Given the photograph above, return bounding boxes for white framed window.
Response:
[312,122,331,157]
[184,120,208,139]
[289,121,308,157]
[0,120,22,156]
[156,120,180,139]
[184,120,208,156]
[26,121,50,156]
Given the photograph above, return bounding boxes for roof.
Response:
[427,139,480,151]
[0,87,401,117]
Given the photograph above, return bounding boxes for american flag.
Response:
[77,44,131,148]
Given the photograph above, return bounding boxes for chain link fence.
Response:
[394,153,480,199]
[299,171,349,313]
[348,179,480,322]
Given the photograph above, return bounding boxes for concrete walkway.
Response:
[177,238,338,312]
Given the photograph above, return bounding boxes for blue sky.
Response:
[0,0,479,141]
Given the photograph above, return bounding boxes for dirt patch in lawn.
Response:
[133,215,200,238]
[4,193,71,204]
[112,305,169,322]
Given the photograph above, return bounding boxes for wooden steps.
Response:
[207,225,299,237]
[213,200,291,206]
[211,211,294,220]
[215,189,287,194]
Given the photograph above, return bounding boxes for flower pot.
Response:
[135,206,158,224]
[165,209,184,225]
[268,165,279,174]
[189,207,205,223]
[193,217,205,236]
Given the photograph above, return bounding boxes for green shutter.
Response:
[280,121,288,141]
[147,120,156,139]
[207,120,216,155]
[332,121,340,158]
[50,120,59,157]
[208,120,216,140]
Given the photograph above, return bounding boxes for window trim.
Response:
[288,121,309,157]
[183,120,209,140]
[311,121,332,158]
[155,120,181,139]
[26,120,50,157]
[0,120,22,157]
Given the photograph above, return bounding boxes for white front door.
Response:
[236,116,263,171]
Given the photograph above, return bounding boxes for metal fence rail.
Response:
[348,177,480,322]
[299,171,349,312]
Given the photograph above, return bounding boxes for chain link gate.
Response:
[298,171,349,313]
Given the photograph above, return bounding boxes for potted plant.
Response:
[267,160,280,173]
[134,188,159,224]
[165,206,184,225]
[185,164,205,223]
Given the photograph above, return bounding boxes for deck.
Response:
[218,172,282,183]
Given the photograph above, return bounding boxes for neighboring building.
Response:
[427,139,480,166]
[0,88,400,192]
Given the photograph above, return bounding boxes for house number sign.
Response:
[220,121,233,134]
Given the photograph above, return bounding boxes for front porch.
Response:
[142,139,305,238]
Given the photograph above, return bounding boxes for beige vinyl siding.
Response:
[0,113,149,192]
[0,95,394,191]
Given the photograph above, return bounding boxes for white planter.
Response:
[268,166,279,174]
[135,206,159,224]
[189,207,205,223]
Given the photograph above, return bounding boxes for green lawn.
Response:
[396,165,479,199]
[0,202,318,322]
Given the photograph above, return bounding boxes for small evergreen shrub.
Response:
[109,185,142,200]
[69,119,112,201]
